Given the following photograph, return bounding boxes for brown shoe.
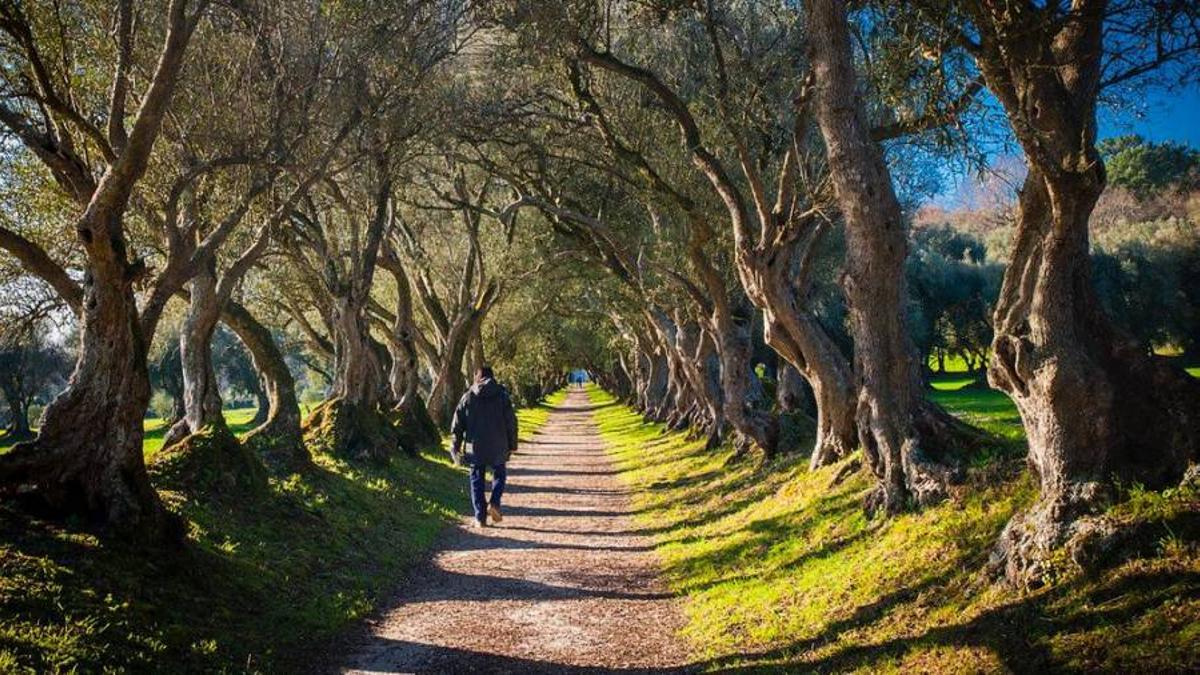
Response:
[488,504,503,523]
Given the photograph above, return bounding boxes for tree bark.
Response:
[808,0,953,512]
[251,385,270,426]
[379,251,440,453]
[0,234,176,539]
[304,293,400,461]
[153,262,269,493]
[0,0,201,539]
[221,301,308,470]
[426,316,475,429]
[738,218,858,467]
[163,261,228,447]
[2,396,33,442]
[965,0,1200,581]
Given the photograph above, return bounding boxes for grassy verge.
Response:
[589,384,1200,672]
[0,399,559,673]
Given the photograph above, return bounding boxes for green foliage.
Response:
[0,400,558,672]
[149,390,176,423]
[589,385,1200,672]
[1100,135,1200,198]
[1092,218,1200,354]
[907,226,1003,371]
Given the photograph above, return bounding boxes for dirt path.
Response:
[340,390,693,674]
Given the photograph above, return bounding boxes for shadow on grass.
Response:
[0,449,464,673]
[706,566,1200,673]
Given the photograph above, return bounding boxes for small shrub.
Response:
[149,390,175,422]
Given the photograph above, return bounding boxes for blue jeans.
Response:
[470,464,506,522]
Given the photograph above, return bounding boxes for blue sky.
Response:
[1099,86,1200,147]
[929,84,1199,208]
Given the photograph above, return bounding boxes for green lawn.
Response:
[0,397,560,673]
[590,384,1200,672]
[928,375,1025,442]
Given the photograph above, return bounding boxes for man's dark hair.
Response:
[476,365,494,381]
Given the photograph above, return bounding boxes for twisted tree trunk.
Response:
[305,294,399,461]
[712,307,779,454]
[153,261,268,493]
[966,0,1200,581]
[808,0,955,512]
[0,390,34,442]
[163,262,228,447]
[221,301,308,470]
[0,228,175,539]
[0,0,200,540]
[737,214,858,468]
[379,253,439,453]
[426,316,477,429]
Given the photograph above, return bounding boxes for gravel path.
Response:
[340,390,693,674]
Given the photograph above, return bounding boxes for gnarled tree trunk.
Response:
[379,251,439,453]
[426,316,476,429]
[0,387,33,442]
[712,306,779,455]
[154,262,267,493]
[0,0,201,539]
[305,294,399,461]
[737,211,858,468]
[0,227,175,539]
[163,262,228,446]
[221,301,308,470]
[966,0,1200,581]
[808,0,954,512]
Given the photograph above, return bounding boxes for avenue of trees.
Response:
[0,0,1197,584]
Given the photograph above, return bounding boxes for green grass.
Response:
[1,408,262,456]
[0,397,560,673]
[588,384,1200,673]
[142,407,261,458]
[928,377,1025,442]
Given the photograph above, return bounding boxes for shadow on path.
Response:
[338,390,694,674]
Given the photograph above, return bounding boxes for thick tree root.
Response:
[988,479,1110,586]
[1,437,183,543]
[991,466,1200,586]
[303,398,401,462]
[152,424,268,496]
[242,421,310,474]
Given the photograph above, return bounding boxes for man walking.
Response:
[450,366,519,527]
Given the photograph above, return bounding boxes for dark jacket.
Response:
[450,378,518,466]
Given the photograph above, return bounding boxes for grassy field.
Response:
[590,384,1200,672]
[0,398,560,673]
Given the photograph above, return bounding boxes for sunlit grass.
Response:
[928,378,1025,442]
[589,385,1200,672]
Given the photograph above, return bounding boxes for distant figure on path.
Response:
[450,366,519,527]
